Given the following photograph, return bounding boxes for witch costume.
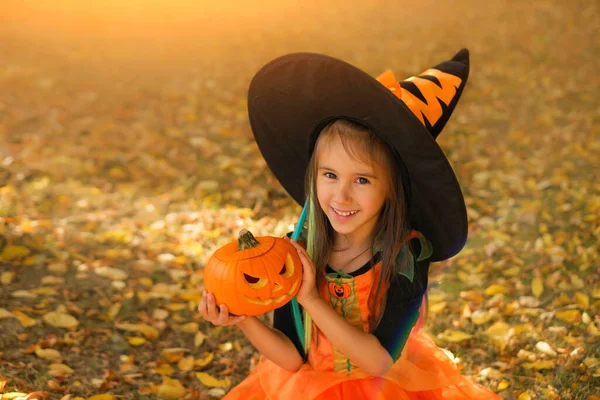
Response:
[223,49,501,399]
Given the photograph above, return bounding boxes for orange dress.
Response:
[224,262,500,400]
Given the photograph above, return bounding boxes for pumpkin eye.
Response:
[244,273,268,289]
[280,253,295,278]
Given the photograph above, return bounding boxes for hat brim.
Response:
[248,52,467,261]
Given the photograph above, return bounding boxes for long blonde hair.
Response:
[305,119,412,332]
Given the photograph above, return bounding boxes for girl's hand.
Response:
[198,291,247,326]
[285,237,320,307]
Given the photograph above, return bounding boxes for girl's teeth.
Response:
[334,209,357,216]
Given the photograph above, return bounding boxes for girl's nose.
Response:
[334,182,352,203]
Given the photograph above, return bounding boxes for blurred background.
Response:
[0,0,598,398]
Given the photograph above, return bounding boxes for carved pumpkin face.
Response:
[328,282,352,299]
[203,229,303,316]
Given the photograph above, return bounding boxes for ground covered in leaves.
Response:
[0,0,599,399]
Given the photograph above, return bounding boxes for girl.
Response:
[199,49,501,399]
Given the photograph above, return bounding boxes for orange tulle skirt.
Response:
[224,329,500,400]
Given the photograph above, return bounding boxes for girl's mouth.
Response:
[331,207,359,219]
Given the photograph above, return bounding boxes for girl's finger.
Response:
[206,293,218,321]
[198,292,208,317]
[217,304,228,325]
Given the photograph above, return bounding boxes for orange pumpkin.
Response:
[328,282,352,299]
[203,229,303,316]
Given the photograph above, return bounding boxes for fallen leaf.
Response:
[49,363,75,377]
[1,271,15,285]
[35,348,62,360]
[1,245,31,260]
[555,309,581,323]
[161,348,189,363]
[437,330,473,343]
[178,356,195,371]
[195,372,231,388]
[194,353,214,368]
[522,360,555,370]
[13,310,37,327]
[127,337,147,346]
[0,308,15,319]
[194,331,207,348]
[94,266,128,281]
[88,395,115,400]
[43,311,79,329]
[574,292,589,308]
[531,277,544,298]
[535,341,557,357]
[156,377,186,399]
[485,284,507,296]
[178,322,199,333]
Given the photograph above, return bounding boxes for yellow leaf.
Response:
[219,342,233,352]
[1,245,31,260]
[195,372,231,388]
[0,308,15,319]
[12,310,37,327]
[116,322,159,340]
[555,309,581,323]
[139,325,159,340]
[128,337,147,346]
[156,377,186,399]
[1,271,15,285]
[180,292,203,302]
[43,311,79,329]
[485,321,511,351]
[155,364,174,376]
[194,331,207,348]
[48,363,74,376]
[178,356,195,371]
[437,330,473,343]
[107,303,121,320]
[518,392,532,400]
[470,309,492,325]
[574,292,589,308]
[429,301,447,314]
[485,284,506,296]
[179,322,199,333]
[502,266,520,277]
[531,277,544,298]
[497,380,510,390]
[152,308,169,320]
[161,348,189,363]
[35,348,62,360]
[522,360,555,370]
[194,353,214,368]
[88,395,116,400]
[592,288,600,299]
[588,322,600,337]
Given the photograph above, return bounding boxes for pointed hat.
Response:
[248,49,470,261]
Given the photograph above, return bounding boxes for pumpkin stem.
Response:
[238,229,260,250]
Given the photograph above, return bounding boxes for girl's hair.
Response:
[304,118,412,331]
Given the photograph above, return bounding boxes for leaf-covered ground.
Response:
[1,1,599,399]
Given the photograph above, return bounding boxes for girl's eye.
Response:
[324,172,337,179]
[356,177,370,184]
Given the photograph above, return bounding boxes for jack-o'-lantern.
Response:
[203,229,303,316]
[328,282,352,299]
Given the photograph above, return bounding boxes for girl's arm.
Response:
[237,316,304,371]
[302,296,393,376]
[198,292,303,372]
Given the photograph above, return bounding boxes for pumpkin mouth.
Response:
[243,278,300,306]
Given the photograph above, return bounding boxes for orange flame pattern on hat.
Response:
[376,69,462,128]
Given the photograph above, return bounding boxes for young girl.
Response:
[199,49,501,399]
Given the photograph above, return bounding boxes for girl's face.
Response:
[316,135,388,243]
